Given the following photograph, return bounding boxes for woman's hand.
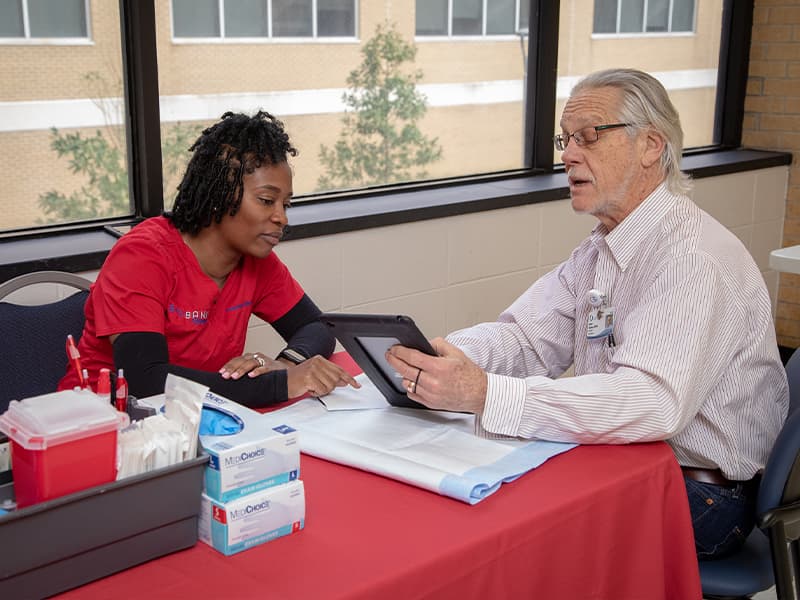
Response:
[219,352,359,399]
[219,352,285,380]
[285,355,360,399]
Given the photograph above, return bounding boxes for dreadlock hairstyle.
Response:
[168,110,298,235]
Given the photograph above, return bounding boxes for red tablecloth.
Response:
[58,446,700,600]
[57,353,701,599]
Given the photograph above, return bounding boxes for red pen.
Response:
[65,334,86,389]
[115,368,128,413]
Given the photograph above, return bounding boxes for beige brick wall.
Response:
[747,0,800,347]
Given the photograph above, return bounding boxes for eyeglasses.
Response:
[553,123,631,152]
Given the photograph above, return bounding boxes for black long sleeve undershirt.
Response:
[271,294,335,360]
[112,294,334,407]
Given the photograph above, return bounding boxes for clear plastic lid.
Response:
[0,389,129,450]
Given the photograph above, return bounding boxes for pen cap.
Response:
[97,368,111,396]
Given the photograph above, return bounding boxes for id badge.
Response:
[587,307,615,339]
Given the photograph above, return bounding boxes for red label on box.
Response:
[212,505,227,524]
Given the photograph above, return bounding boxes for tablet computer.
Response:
[318,313,436,409]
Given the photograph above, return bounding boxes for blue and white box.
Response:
[198,480,305,556]
[199,392,300,502]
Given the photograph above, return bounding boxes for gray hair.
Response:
[571,68,692,195]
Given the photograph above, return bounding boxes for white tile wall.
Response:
[692,166,788,316]
[446,205,541,284]
[340,221,448,307]
[754,168,790,223]
[445,269,540,334]
[692,171,757,229]
[537,199,597,266]
[271,234,342,311]
[39,166,786,357]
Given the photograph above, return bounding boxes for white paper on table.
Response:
[260,399,576,504]
[317,373,390,410]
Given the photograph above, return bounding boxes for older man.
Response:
[386,68,788,559]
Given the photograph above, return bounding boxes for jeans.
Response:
[684,476,758,560]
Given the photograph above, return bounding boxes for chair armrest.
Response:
[758,499,800,535]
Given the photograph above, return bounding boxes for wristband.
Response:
[277,348,306,365]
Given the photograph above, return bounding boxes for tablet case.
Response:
[318,313,435,409]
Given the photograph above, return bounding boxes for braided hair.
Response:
[169,110,298,235]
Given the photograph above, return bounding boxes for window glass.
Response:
[173,0,219,37]
[0,0,129,232]
[28,0,87,37]
[157,2,528,201]
[0,0,729,234]
[225,0,268,37]
[0,0,24,37]
[452,0,482,36]
[416,0,448,36]
[273,0,313,37]
[560,0,720,162]
[318,0,355,36]
[486,0,516,35]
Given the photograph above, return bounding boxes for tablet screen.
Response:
[354,336,406,393]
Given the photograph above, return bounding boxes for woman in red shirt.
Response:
[59,111,357,406]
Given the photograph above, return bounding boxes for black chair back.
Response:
[0,272,91,413]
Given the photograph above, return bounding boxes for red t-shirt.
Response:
[58,216,304,391]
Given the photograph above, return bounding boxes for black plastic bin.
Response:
[0,453,209,599]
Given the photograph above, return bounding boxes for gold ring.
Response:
[408,381,416,394]
[253,353,266,368]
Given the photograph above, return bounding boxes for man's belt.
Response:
[681,467,758,488]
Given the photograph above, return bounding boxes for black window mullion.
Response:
[525,0,559,171]
[119,0,164,218]
[713,0,753,148]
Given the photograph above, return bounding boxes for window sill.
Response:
[0,147,791,283]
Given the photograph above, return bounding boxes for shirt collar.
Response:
[590,182,677,272]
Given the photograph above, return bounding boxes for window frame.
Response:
[1,0,785,282]
[0,0,91,44]
[170,0,358,42]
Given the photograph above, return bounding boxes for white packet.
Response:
[141,413,183,469]
[164,374,207,461]
[117,424,146,479]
